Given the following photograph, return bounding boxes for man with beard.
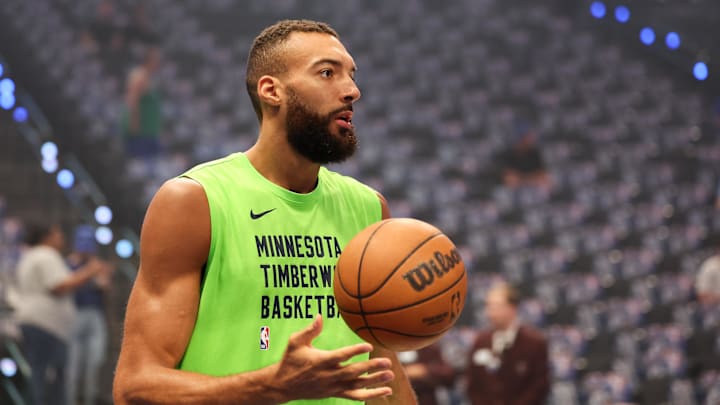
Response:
[113,20,416,405]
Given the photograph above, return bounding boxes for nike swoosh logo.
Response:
[250,208,276,220]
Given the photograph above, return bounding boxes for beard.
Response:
[285,89,357,164]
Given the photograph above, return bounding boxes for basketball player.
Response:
[113,20,417,404]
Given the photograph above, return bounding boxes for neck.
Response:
[39,242,58,251]
[246,123,321,194]
[495,318,518,332]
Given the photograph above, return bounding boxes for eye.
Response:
[320,69,333,78]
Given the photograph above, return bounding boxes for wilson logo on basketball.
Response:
[450,291,462,320]
[402,248,462,292]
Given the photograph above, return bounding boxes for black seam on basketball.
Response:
[337,221,391,298]
[353,322,455,338]
[339,269,466,315]
[337,226,443,300]
[356,219,395,348]
[358,231,444,300]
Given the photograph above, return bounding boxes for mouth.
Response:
[334,110,354,130]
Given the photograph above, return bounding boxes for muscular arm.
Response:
[368,347,417,405]
[113,178,395,404]
[367,193,418,405]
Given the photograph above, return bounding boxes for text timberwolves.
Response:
[256,234,343,319]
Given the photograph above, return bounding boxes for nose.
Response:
[342,78,361,103]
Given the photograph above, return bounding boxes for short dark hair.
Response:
[491,282,521,307]
[23,221,55,247]
[504,283,521,307]
[245,19,339,122]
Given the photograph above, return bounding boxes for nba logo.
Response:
[260,326,270,350]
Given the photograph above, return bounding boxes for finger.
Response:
[336,357,392,380]
[288,314,323,348]
[341,386,393,401]
[344,370,395,391]
[321,342,376,366]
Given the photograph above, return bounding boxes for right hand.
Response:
[271,315,395,402]
[86,257,106,274]
[94,259,115,288]
[86,257,113,280]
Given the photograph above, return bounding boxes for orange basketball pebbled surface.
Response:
[334,218,467,352]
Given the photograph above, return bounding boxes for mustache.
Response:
[327,104,353,118]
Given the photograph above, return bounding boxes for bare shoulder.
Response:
[139,177,210,279]
[151,176,207,203]
[144,177,209,220]
[143,178,209,241]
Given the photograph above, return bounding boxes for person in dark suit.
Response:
[499,123,551,191]
[400,342,456,405]
[466,282,550,405]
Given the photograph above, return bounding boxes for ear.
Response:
[257,75,283,107]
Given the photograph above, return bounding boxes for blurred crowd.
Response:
[4,199,719,403]
[0,0,720,405]
[1,206,115,404]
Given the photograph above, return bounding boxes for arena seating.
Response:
[1,0,719,403]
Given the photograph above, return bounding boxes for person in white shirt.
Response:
[696,253,720,305]
[14,222,106,405]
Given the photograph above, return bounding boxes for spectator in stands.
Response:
[14,222,107,405]
[500,122,551,191]
[400,342,456,405]
[696,252,720,306]
[80,0,125,55]
[66,225,113,405]
[121,46,163,170]
[79,0,129,78]
[466,282,550,405]
[124,3,158,47]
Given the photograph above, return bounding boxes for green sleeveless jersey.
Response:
[178,152,382,404]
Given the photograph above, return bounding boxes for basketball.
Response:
[334,218,467,352]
